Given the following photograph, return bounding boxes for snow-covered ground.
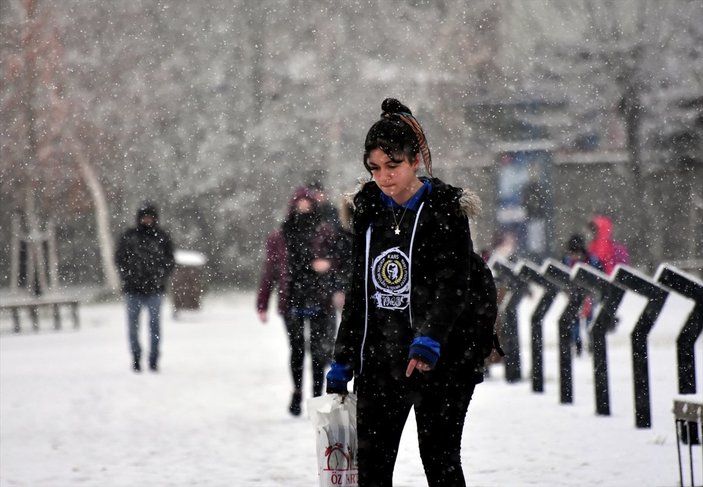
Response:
[1,288,701,487]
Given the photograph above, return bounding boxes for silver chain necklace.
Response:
[389,180,422,235]
[390,205,409,235]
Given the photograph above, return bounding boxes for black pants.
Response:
[356,368,477,487]
[284,309,335,396]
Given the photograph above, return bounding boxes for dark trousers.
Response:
[284,308,335,396]
[356,368,477,487]
[126,293,162,366]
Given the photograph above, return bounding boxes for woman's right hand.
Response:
[405,357,432,377]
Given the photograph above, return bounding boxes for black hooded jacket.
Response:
[115,206,175,295]
[333,178,484,381]
[281,210,341,311]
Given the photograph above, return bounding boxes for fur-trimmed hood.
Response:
[345,177,481,220]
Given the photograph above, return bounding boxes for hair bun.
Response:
[381,98,412,116]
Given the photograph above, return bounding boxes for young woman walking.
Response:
[327,98,486,486]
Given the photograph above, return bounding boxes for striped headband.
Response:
[383,111,433,177]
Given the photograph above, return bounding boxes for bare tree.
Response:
[0,0,119,290]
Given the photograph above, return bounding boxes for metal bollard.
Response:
[613,265,669,429]
[490,258,526,383]
[543,259,589,405]
[656,265,703,395]
[572,263,626,416]
[517,261,559,394]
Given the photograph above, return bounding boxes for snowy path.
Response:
[1,291,700,487]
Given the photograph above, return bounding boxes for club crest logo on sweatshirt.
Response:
[371,247,410,310]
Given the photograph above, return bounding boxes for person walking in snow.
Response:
[115,201,175,373]
[586,214,618,274]
[585,213,629,331]
[256,187,342,416]
[326,98,486,486]
[562,233,602,355]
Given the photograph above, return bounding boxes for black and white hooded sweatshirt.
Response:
[332,177,484,385]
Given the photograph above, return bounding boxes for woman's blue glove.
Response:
[326,362,353,394]
[408,336,440,368]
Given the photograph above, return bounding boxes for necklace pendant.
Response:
[394,226,401,235]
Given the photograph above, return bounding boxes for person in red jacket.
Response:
[256,187,342,416]
[587,214,617,274]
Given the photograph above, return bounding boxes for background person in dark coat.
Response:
[256,187,342,416]
[115,201,175,372]
[562,233,602,355]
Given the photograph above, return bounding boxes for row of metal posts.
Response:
[490,258,702,425]
[490,258,702,486]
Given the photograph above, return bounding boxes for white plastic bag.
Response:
[307,393,358,487]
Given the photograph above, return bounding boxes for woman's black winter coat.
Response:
[332,178,485,382]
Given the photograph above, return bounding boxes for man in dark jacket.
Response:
[115,201,175,372]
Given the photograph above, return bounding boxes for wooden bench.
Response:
[0,297,80,332]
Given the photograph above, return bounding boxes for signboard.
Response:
[495,144,555,262]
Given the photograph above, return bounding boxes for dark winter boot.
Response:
[289,390,302,416]
[132,358,141,373]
